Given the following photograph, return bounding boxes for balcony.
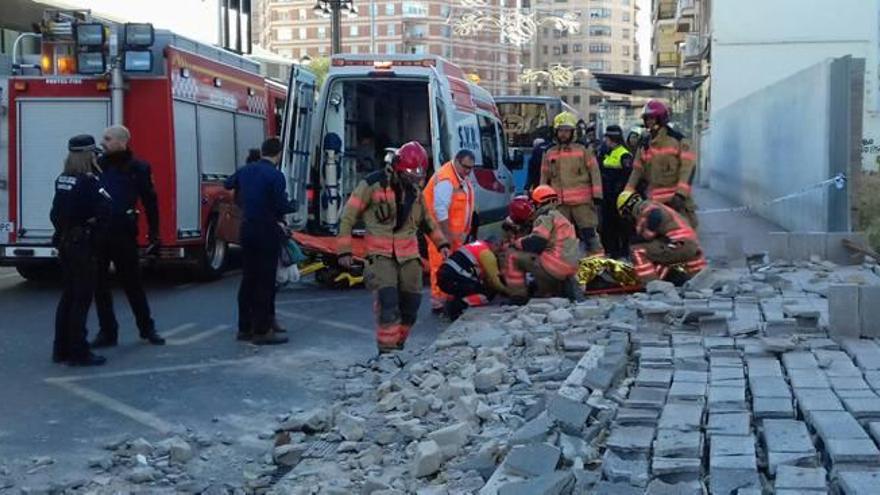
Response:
[677,0,695,17]
[656,0,677,20]
[656,51,680,68]
[681,33,705,64]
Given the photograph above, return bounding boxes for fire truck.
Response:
[0,11,287,280]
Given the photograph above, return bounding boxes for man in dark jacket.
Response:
[225,138,295,345]
[524,137,549,192]
[599,125,634,258]
[92,125,164,348]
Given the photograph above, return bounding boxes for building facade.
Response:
[255,0,522,95]
[521,0,640,120]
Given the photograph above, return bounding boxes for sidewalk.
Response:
[694,186,785,263]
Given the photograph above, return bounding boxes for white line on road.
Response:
[48,381,174,433]
[45,357,255,383]
[276,309,372,336]
[166,324,229,346]
[275,295,359,306]
[0,271,20,280]
[160,323,198,338]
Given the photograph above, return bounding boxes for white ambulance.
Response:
[282,54,521,248]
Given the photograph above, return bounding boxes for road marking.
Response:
[166,324,229,346]
[276,309,372,336]
[174,283,197,291]
[0,271,20,280]
[161,323,198,338]
[275,295,359,306]
[45,357,255,383]
[48,381,174,433]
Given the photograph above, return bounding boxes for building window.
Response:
[573,95,581,104]
[588,7,611,18]
[402,1,428,17]
[588,25,612,37]
[387,43,397,53]
[319,45,327,55]
[561,44,568,54]
[588,43,611,53]
[623,12,630,22]
[589,95,602,105]
[561,95,568,103]
[387,23,396,36]
[409,43,427,54]
[586,60,610,71]
[543,27,549,37]
[276,27,293,41]
[441,25,451,37]
[623,45,630,56]
[386,2,395,15]
[623,28,630,39]
[553,46,561,55]
[542,45,548,55]
[573,78,582,87]
[299,8,307,20]
[299,27,307,40]
[350,25,358,36]
[440,4,450,17]
[318,26,326,39]
[573,43,582,53]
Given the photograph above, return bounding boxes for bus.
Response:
[495,95,581,192]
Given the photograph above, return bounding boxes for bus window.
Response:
[498,102,552,148]
[477,114,500,169]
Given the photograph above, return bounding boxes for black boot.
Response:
[68,352,107,367]
[91,333,118,348]
[139,329,166,345]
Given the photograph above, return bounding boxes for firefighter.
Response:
[540,112,604,256]
[437,240,508,320]
[51,135,111,366]
[501,195,534,248]
[92,125,164,348]
[423,149,476,312]
[599,125,634,259]
[505,185,580,299]
[617,190,707,286]
[337,142,450,353]
[624,100,699,228]
[225,138,294,345]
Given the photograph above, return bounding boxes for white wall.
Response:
[712,0,880,170]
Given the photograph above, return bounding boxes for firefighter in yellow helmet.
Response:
[540,112,604,256]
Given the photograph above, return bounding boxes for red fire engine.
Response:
[0,13,287,280]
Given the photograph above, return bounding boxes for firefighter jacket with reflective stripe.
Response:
[633,200,698,243]
[539,142,603,206]
[444,242,507,294]
[625,126,696,202]
[338,170,448,261]
[518,206,580,279]
[423,161,474,244]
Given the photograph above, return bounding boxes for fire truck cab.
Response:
[283,54,519,261]
[0,14,286,280]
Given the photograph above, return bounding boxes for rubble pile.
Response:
[261,258,880,495]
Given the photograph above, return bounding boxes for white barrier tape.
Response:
[697,173,847,215]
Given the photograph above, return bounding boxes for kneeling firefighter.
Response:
[617,191,707,285]
[437,240,509,320]
[337,142,450,353]
[505,185,581,299]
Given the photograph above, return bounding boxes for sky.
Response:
[637,0,651,74]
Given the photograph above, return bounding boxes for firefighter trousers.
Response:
[94,232,155,339]
[505,250,569,299]
[630,239,703,282]
[437,263,491,320]
[54,235,97,362]
[557,203,603,255]
[364,256,423,350]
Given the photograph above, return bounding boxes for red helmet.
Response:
[508,195,535,224]
[393,141,428,183]
[641,99,670,124]
[530,185,559,205]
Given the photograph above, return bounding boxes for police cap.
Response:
[68,134,97,152]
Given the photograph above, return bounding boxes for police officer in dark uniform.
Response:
[52,135,111,366]
[224,137,294,345]
[91,125,165,348]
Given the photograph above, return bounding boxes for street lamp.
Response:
[312,0,355,54]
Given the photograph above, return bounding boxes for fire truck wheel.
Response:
[198,215,228,280]
[16,262,59,282]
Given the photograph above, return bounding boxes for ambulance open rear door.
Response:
[280,65,317,231]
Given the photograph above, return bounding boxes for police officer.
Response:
[225,137,295,345]
[91,125,164,348]
[52,135,111,366]
[599,125,634,259]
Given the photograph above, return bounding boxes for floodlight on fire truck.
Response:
[123,50,153,72]
[75,23,105,47]
[124,23,155,48]
[76,52,106,75]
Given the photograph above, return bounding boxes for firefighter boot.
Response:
[397,291,422,350]
[252,331,289,346]
[375,287,402,353]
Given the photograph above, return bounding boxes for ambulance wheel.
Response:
[198,215,228,280]
[16,262,59,282]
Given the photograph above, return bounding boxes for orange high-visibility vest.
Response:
[423,161,474,241]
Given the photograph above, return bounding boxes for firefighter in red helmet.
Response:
[338,142,450,353]
[624,99,699,228]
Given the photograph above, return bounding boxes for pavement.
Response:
[0,263,445,489]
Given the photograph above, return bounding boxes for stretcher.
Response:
[290,231,365,289]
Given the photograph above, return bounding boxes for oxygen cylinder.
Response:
[321,133,344,231]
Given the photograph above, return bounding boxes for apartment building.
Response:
[255,0,522,95]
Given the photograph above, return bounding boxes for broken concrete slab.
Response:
[605,426,656,454]
[504,444,561,478]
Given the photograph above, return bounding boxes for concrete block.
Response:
[411,440,442,477]
[826,438,880,464]
[658,403,704,431]
[674,370,709,384]
[830,376,872,391]
[427,422,470,460]
[769,232,790,261]
[707,412,751,436]
[504,443,560,477]
[762,419,815,454]
[754,397,796,419]
[497,471,575,495]
[605,426,655,454]
[709,453,760,495]
[645,479,704,495]
[829,285,862,340]
[774,465,827,492]
[653,429,702,458]
[667,380,707,402]
[625,387,668,410]
[710,434,756,458]
[509,411,553,445]
[788,232,827,261]
[593,481,643,495]
[651,457,701,477]
[788,368,831,389]
[614,407,660,426]
[794,388,844,414]
[825,232,866,265]
[634,368,673,388]
[808,411,870,441]
[861,286,880,338]
[843,340,880,371]
[546,394,591,434]
[750,376,792,398]
[708,385,747,413]
[841,395,880,420]
[768,451,819,475]
[838,470,880,495]
[601,449,649,488]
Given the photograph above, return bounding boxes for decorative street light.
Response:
[313,0,357,54]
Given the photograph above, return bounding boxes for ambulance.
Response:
[282,54,521,267]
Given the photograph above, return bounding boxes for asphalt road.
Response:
[0,264,445,488]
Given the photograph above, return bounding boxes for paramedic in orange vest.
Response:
[505,185,581,299]
[423,149,476,312]
[540,112,604,255]
[437,240,509,320]
[617,190,707,286]
[338,142,450,353]
[624,99,699,228]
